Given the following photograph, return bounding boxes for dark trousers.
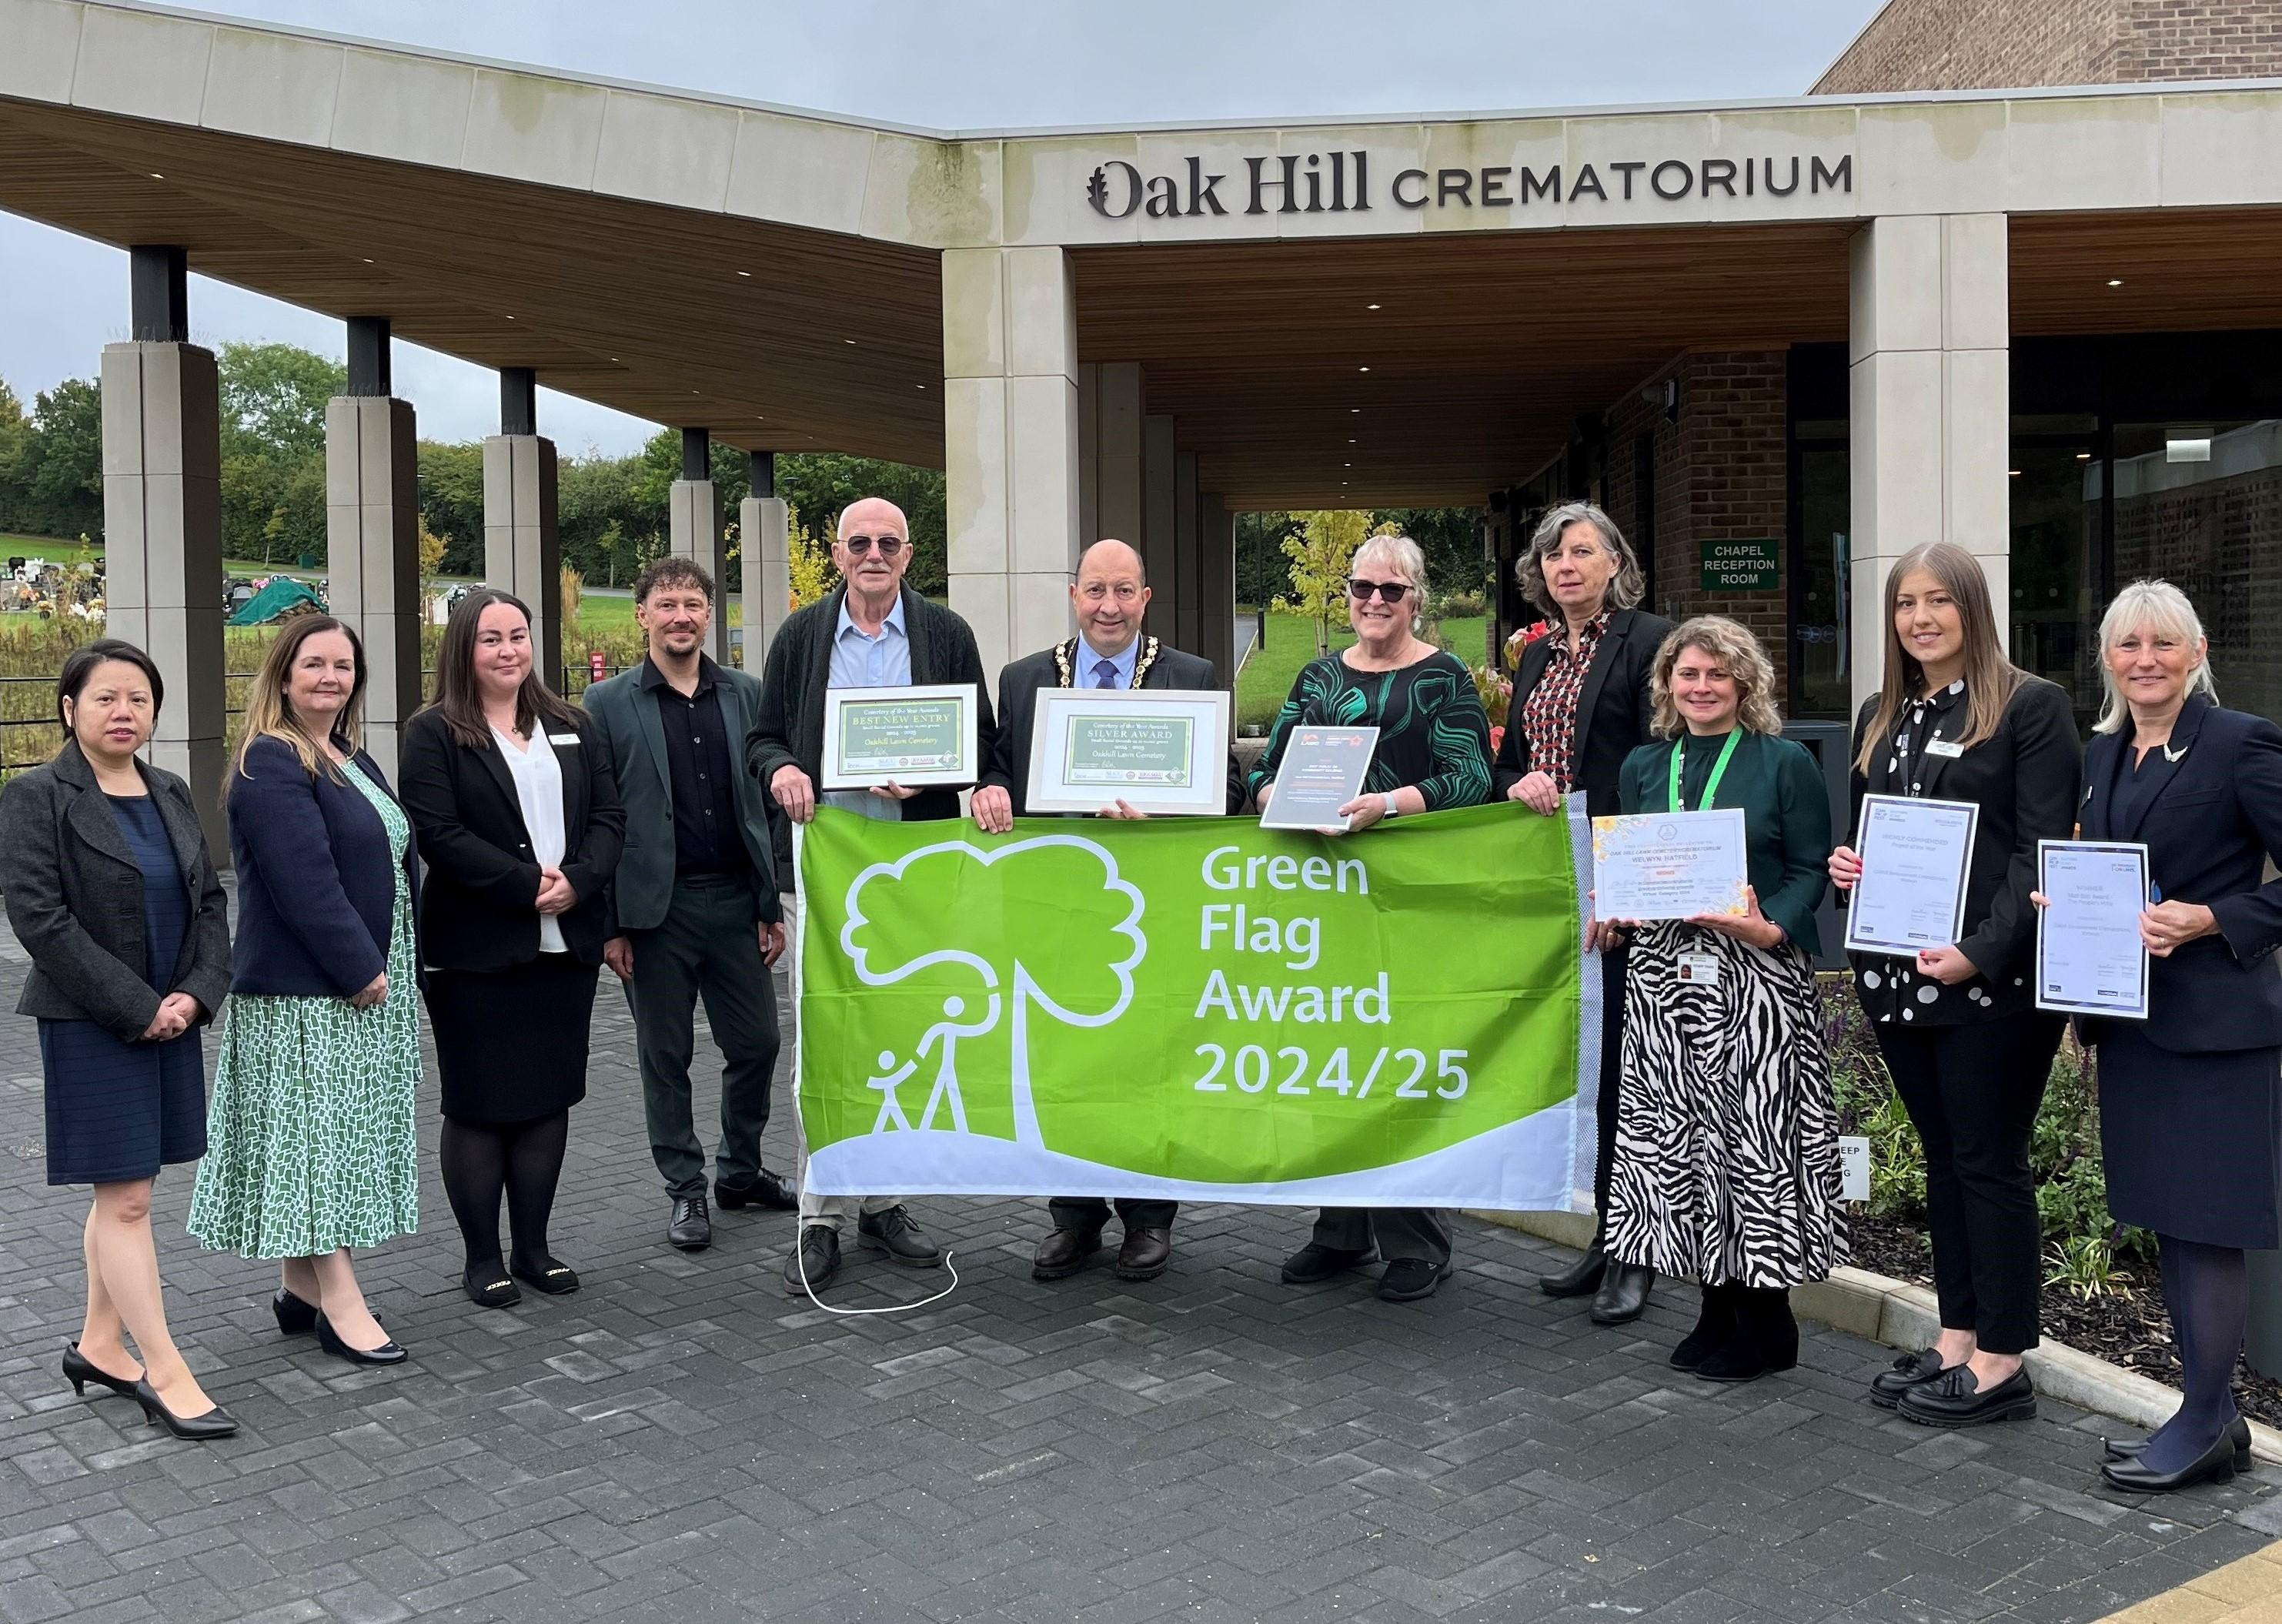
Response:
[1310,1207,1452,1267]
[1876,1009,2063,1355]
[1592,943,1629,1215]
[1050,1196,1176,1233]
[624,875,781,1200]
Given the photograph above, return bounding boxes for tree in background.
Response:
[1276,510,1374,656]
[416,439,486,576]
[416,520,448,620]
[775,453,946,596]
[25,379,102,544]
[787,502,839,608]
[0,380,34,535]
[217,343,345,567]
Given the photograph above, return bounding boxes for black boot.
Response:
[1696,1287,1799,1384]
[1589,1260,1655,1325]
[1671,1282,1739,1370]
[1539,1224,1608,1298]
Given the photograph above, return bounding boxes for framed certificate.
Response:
[1025,688,1230,816]
[1843,794,1979,957]
[1591,808,1749,922]
[1259,726,1379,831]
[820,683,978,789]
[2035,840,2151,1018]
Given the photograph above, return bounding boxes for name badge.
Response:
[1676,952,1722,987]
[546,733,580,746]
[1925,740,1965,759]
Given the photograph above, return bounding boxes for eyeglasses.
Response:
[842,534,905,557]
[1345,578,1413,604]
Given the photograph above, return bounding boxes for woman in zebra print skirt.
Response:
[1600,617,1844,1383]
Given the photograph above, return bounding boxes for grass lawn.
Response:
[1235,611,1487,731]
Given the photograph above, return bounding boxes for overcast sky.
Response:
[0,0,1881,458]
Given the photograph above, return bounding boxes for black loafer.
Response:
[510,1255,580,1295]
[315,1313,407,1367]
[783,1226,841,1294]
[1869,1347,1952,1409]
[717,1169,798,1211]
[1589,1261,1654,1325]
[1378,1258,1452,1302]
[462,1269,522,1310]
[668,1193,712,1251]
[2105,1415,2251,1467]
[1897,1365,2035,1428]
[1281,1242,1374,1285]
[857,1205,943,1266]
[1033,1227,1102,1281]
[1539,1244,1608,1298]
[1115,1227,1173,1282]
[2101,1426,2244,1492]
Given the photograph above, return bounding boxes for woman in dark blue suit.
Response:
[2066,579,2282,1492]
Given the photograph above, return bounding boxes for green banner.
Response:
[794,801,1597,1210]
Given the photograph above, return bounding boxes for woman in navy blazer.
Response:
[2060,580,2282,1492]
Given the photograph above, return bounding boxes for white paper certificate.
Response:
[1025,688,1231,817]
[820,683,979,789]
[1259,727,1379,830]
[1843,794,1978,957]
[2036,840,2150,1018]
[1590,809,1749,922]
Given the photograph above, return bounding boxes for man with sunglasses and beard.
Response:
[745,496,997,1294]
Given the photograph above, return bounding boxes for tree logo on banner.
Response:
[837,835,1145,1147]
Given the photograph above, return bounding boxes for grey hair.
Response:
[2093,578,2217,733]
[1516,501,1644,617]
[1351,533,1428,632]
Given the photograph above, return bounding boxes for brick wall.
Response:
[1813,0,2282,92]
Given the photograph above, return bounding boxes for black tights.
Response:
[2143,1235,2247,1474]
[439,1111,570,1281]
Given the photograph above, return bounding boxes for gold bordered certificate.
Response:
[820,683,978,789]
[1026,688,1231,816]
[1590,808,1749,921]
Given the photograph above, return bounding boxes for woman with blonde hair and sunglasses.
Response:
[1828,543,2080,1428]
[1599,616,1841,1384]
[187,616,418,1368]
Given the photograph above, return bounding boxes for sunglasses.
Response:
[1345,577,1413,604]
[842,534,905,557]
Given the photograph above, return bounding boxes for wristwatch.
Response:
[1380,793,1400,820]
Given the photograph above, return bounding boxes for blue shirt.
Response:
[829,596,911,690]
[1078,634,1139,690]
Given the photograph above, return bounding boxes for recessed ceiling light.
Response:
[2007,469,2021,476]
[916,383,927,389]
[1345,463,1351,467]
[149,172,162,180]
[736,269,751,278]
[1366,302,1381,310]
[1350,408,1360,414]
[2108,278,2124,287]
[2076,451,2091,460]
[1358,366,1370,373]
[362,257,375,265]
[610,356,620,363]
[504,314,515,321]
[845,339,856,345]
[1348,438,1357,443]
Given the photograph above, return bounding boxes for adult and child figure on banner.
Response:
[9,492,2281,1499]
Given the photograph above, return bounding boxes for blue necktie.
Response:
[1093,658,1118,690]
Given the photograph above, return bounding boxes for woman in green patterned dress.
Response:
[187,617,419,1365]
[1248,533,1494,1304]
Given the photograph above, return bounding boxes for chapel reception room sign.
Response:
[1700,538,1781,593]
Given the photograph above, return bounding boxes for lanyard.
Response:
[1668,730,1741,812]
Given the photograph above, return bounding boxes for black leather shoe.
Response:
[1589,1261,1654,1325]
[858,1205,943,1266]
[462,1268,522,1310]
[2102,1426,2244,1492]
[271,1288,319,1336]
[668,1193,712,1251]
[1694,1288,1799,1384]
[1898,1365,2035,1428]
[62,1342,140,1400]
[1539,1243,1608,1298]
[1378,1258,1452,1302]
[2105,1415,2252,1468]
[1869,1346,1953,1408]
[132,1378,238,1439]
[717,1169,798,1211]
[783,1226,840,1294]
[315,1313,407,1366]
[1672,1285,1739,1370]
[510,1254,580,1295]
[1281,1242,1374,1285]
[1033,1226,1102,1281]
[1116,1227,1173,1282]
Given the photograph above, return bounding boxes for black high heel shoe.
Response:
[272,1288,319,1336]
[132,1378,238,1439]
[62,1341,140,1400]
[315,1312,407,1366]
[2100,1425,2244,1492]
[2104,1415,2253,1469]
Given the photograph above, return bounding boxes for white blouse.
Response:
[492,723,569,954]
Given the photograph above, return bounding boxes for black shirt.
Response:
[640,655,749,878]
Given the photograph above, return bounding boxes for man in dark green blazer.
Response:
[743,496,997,1295]
[583,558,794,1256]
[972,537,1244,1286]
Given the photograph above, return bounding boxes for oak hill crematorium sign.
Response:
[1084,151,1854,219]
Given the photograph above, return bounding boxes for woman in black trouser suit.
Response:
[1829,541,2080,1428]
[1492,501,1673,1326]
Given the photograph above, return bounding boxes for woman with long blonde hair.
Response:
[187,616,419,1366]
[1828,543,2080,1428]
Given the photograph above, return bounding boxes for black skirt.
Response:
[423,955,597,1124]
[2099,1023,2281,1248]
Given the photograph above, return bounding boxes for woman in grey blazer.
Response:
[0,640,235,1439]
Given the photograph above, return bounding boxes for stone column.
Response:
[739,449,791,673]
[670,426,729,663]
[1174,450,1202,654]
[1141,412,1178,617]
[1847,213,2010,713]
[325,317,420,781]
[1198,493,1236,682]
[483,367,563,688]
[101,246,225,852]
[943,246,1081,676]
[1094,363,1145,547]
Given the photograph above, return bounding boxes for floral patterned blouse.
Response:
[1519,610,1610,795]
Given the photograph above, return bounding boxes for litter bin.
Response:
[1779,718,1852,972]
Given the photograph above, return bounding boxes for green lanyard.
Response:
[1667,730,1741,812]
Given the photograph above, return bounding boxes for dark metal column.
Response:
[682,426,711,480]
[749,449,776,500]
[346,317,392,397]
[500,366,537,436]
[129,246,188,343]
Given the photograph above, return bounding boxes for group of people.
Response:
[4,494,2277,1500]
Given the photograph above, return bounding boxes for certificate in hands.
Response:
[1025,688,1231,816]
[2036,840,2150,1018]
[1591,809,1749,922]
[820,683,978,789]
[1843,794,1978,957]
[1259,727,1378,830]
